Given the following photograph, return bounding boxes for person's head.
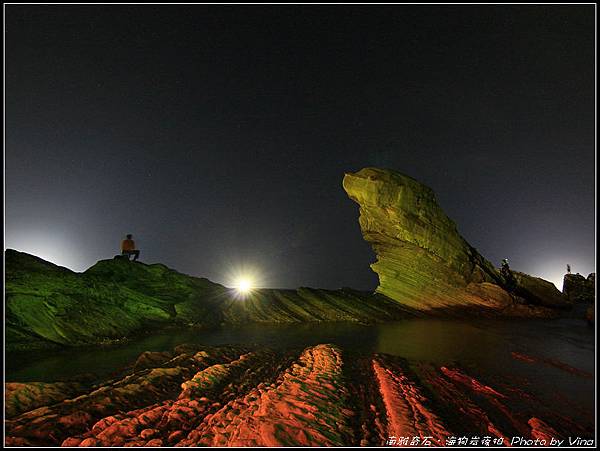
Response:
[126,234,132,240]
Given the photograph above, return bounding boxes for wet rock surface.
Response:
[5,343,593,447]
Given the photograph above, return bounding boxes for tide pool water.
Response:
[5,311,595,426]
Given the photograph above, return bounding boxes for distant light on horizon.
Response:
[4,6,595,293]
[550,277,564,292]
[527,258,595,293]
[234,277,254,297]
[5,230,594,296]
[6,246,82,272]
[219,259,266,297]
[5,230,88,273]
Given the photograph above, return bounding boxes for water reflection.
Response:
[6,316,595,419]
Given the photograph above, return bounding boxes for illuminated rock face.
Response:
[4,343,593,446]
[4,249,226,351]
[343,167,568,313]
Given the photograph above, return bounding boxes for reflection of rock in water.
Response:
[5,344,594,446]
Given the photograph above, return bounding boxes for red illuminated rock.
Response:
[179,344,354,447]
[4,343,594,447]
[511,351,592,378]
[372,358,450,443]
[528,417,560,442]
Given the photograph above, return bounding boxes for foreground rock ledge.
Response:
[343,167,569,315]
[4,343,593,446]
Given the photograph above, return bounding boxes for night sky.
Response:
[5,5,595,290]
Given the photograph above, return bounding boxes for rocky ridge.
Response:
[5,249,415,351]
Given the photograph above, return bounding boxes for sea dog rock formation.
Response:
[343,167,570,314]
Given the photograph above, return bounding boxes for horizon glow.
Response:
[5,245,594,295]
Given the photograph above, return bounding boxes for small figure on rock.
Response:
[500,258,516,292]
[121,234,140,261]
[567,264,571,274]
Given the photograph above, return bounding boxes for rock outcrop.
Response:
[511,271,570,308]
[5,343,593,446]
[562,272,595,325]
[343,167,570,314]
[5,250,415,351]
[5,168,577,350]
[563,273,595,303]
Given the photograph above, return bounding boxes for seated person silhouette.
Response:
[121,234,140,261]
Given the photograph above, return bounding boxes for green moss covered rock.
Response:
[5,250,225,350]
[343,167,569,313]
[5,250,415,351]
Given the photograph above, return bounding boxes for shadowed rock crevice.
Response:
[342,353,389,446]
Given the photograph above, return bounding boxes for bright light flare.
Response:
[220,260,267,299]
[235,277,253,295]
